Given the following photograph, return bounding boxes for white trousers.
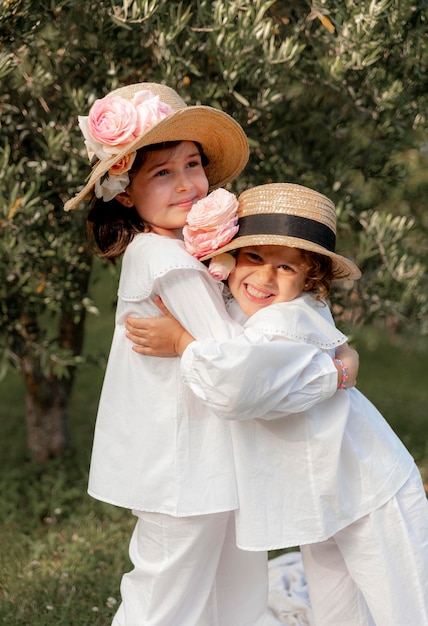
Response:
[112,509,269,626]
[300,466,428,626]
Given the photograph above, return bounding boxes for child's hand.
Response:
[125,297,195,357]
[335,343,359,388]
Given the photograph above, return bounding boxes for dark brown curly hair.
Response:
[299,248,336,300]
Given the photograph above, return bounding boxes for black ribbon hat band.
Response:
[236,213,336,253]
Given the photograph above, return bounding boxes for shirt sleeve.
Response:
[119,234,240,341]
[180,328,338,421]
[153,268,242,341]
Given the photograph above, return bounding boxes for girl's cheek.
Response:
[227,271,240,296]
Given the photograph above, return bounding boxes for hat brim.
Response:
[201,233,362,281]
[64,106,248,212]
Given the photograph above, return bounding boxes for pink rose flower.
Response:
[183,189,239,258]
[208,253,236,281]
[186,188,239,228]
[183,222,239,259]
[133,91,173,135]
[78,90,173,161]
[88,95,138,151]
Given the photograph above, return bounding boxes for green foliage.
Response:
[0,141,93,380]
[354,211,427,331]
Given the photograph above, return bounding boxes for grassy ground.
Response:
[1,266,427,624]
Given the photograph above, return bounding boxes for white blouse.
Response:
[180,294,415,548]
[88,235,338,515]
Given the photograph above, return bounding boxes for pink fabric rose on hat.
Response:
[78,89,173,162]
[78,89,174,202]
[133,91,173,135]
[85,95,138,158]
[183,189,239,259]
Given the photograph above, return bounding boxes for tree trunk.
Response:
[22,357,72,461]
[20,299,88,462]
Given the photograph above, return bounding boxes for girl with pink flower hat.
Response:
[66,84,359,626]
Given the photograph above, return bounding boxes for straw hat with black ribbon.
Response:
[64,82,249,212]
[201,183,361,281]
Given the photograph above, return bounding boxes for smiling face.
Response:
[116,141,209,238]
[228,245,308,316]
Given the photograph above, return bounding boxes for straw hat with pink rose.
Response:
[64,82,249,212]
[183,183,361,281]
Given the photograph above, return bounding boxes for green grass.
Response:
[1,266,427,624]
[0,471,134,625]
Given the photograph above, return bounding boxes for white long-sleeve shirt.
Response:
[180,294,415,548]
[88,235,338,515]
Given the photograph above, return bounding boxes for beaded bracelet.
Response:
[334,359,349,389]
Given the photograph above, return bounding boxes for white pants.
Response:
[112,509,269,626]
[300,467,428,626]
